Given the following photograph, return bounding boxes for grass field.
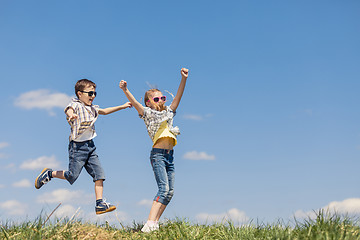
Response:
[1,211,360,239]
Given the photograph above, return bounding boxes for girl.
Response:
[119,68,189,232]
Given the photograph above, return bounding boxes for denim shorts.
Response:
[64,140,105,185]
[150,148,175,206]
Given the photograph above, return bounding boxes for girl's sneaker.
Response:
[35,168,52,189]
[141,221,159,233]
[95,200,116,215]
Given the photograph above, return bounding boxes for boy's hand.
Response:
[123,102,132,109]
[119,80,127,90]
[65,108,78,121]
[181,68,189,78]
[68,113,78,121]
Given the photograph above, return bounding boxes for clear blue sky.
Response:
[1,0,360,226]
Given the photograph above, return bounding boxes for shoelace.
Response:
[41,176,50,184]
[101,199,111,208]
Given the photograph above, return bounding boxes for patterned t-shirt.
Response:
[140,106,180,144]
[64,98,99,141]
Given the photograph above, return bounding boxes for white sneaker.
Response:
[154,223,159,230]
[141,222,159,233]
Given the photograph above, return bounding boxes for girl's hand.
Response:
[119,80,127,90]
[181,68,189,78]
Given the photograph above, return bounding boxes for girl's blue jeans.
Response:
[150,148,175,206]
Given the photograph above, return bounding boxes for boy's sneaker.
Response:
[35,168,52,189]
[95,200,116,215]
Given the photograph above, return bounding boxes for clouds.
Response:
[294,198,360,219]
[93,210,128,223]
[183,151,216,161]
[14,89,73,116]
[325,198,360,213]
[195,199,360,225]
[54,204,81,219]
[0,142,10,159]
[35,189,92,219]
[20,155,60,170]
[181,112,216,161]
[12,179,32,188]
[183,114,204,121]
[0,200,28,216]
[0,142,10,149]
[183,114,213,121]
[137,199,153,207]
[37,189,92,205]
[196,208,249,224]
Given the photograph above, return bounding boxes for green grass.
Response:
[1,211,360,239]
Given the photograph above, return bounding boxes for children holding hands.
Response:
[35,67,189,231]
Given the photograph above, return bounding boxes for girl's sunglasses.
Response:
[148,96,166,103]
[80,90,97,97]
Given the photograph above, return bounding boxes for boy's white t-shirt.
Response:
[73,105,97,142]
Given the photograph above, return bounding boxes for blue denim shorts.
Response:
[64,140,105,185]
[150,148,175,206]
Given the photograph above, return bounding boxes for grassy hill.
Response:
[1,211,360,239]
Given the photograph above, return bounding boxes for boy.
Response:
[35,79,131,215]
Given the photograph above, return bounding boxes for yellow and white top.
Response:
[152,121,177,146]
[140,106,180,146]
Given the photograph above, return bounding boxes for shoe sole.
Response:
[35,167,50,189]
[96,206,116,215]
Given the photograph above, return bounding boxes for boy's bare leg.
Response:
[94,179,116,214]
[95,180,103,200]
[52,171,66,179]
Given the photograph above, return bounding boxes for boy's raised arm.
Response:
[170,68,189,112]
[119,80,144,116]
[98,102,132,115]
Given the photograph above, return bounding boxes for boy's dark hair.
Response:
[75,79,96,98]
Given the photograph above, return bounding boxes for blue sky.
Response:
[1,0,360,226]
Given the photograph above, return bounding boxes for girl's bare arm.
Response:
[119,80,144,116]
[170,68,189,111]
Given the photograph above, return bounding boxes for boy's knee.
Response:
[64,171,78,185]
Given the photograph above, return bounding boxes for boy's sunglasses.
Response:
[80,91,97,97]
[148,96,166,103]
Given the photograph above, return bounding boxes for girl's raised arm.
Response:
[119,80,144,116]
[170,68,189,112]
